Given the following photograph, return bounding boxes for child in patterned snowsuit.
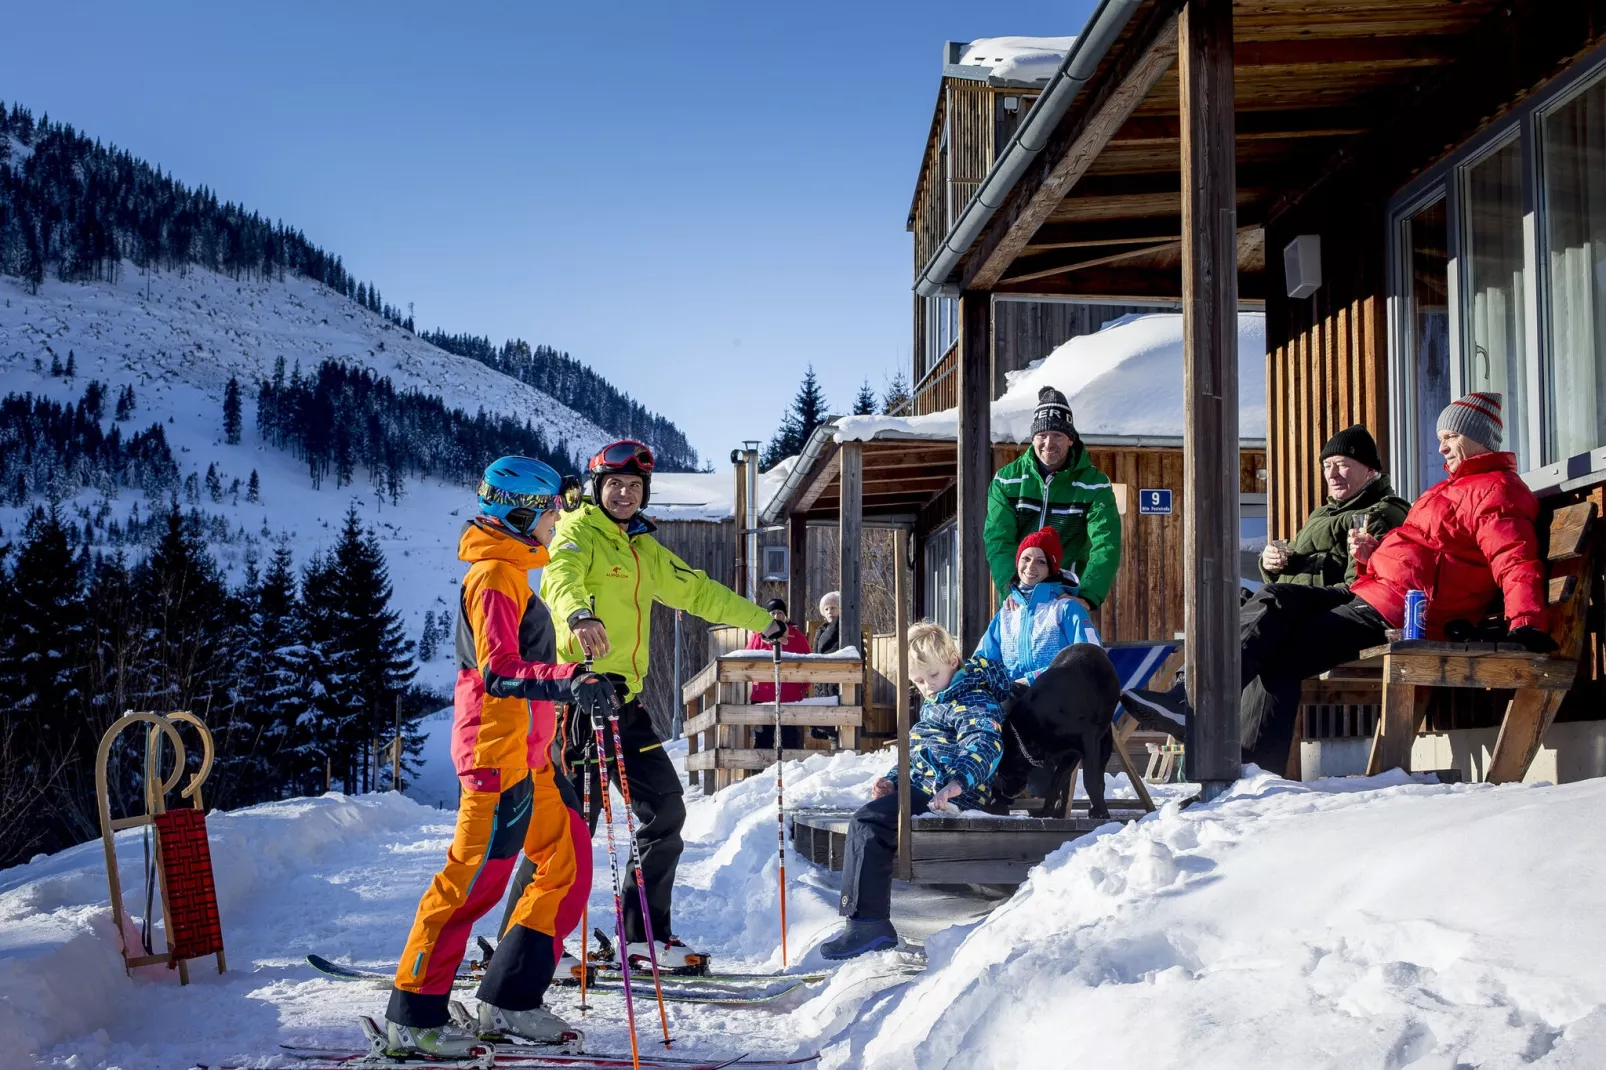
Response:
[820,622,1009,960]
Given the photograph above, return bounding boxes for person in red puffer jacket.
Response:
[1121,391,1554,773]
[1348,399,1548,640]
[749,597,813,750]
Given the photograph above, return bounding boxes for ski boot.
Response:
[589,927,711,975]
[560,950,597,986]
[451,999,583,1052]
[357,1015,493,1068]
[627,936,711,976]
[820,918,898,961]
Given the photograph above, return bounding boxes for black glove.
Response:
[760,619,788,644]
[1507,626,1559,654]
[570,672,620,722]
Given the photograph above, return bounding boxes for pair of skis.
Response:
[267,1033,819,1068]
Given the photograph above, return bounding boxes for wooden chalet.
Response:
[781,0,1606,800]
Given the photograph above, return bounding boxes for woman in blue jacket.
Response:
[976,526,1102,682]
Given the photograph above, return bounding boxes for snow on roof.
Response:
[835,312,1266,445]
[956,36,1078,84]
[648,456,797,522]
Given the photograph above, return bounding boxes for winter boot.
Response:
[370,1016,486,1060]
[1121,688,1189,740]
[820,918,898,961]
[475,1001,582,1048]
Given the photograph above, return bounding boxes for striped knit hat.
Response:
[1437,391,1503,452]
[1030,387,1075,438]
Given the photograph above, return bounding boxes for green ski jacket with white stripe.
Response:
[984,447,1122,607]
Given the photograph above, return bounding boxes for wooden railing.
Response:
[681,651,864,795]
[912,343,959,415]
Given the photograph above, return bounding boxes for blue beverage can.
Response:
[1403,590,1428,640]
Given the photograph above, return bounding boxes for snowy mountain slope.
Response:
[0,267,611,450]
[0,267,626,692]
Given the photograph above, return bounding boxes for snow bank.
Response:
[801,770,1606,1069]
[957,37,1078,84]
[0,792,434,1062]
[835,313,1267,444]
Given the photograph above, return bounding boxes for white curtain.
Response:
[1543,77,1606,460]
[1465,140,1530,468]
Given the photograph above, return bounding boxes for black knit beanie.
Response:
[1319,424,1382,472]
[1030,387,1075,438]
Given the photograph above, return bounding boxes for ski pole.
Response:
[590,695,641,1070]
[578,707,590,1017]
[607,710,673,1049]
[772,638,788,969]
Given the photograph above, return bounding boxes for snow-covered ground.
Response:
[8,716,1606,1069]
[0,267,627,693]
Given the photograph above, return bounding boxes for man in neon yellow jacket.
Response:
[508,439,783,970]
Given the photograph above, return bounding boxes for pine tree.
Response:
[246,469,260,503]
[184,471,200,504]
[129,506,230,719]
[223,376,242,444]
[50,353,62,377]
[853,379,878,415]
[881,372,911,415]
[82,380,105,421]
[2,508,88,752]
[762,366,829,469]
[205,462,223,502]
[115,385,135,421]
[418,610,439,662]
[64,350,75,378]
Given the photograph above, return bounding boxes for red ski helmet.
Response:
[588,439,655,512]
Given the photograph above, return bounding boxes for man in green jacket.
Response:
[521,439,783,970]
[1259,425,1410,587]
[984,387,1122,608]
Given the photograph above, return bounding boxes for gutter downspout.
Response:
[913,0,1146,298]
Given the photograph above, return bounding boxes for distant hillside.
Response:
[422,331,700,471]
[0,99,697,467]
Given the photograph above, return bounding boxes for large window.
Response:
[1390,50,1606,492]
[1540,76,1606,461]
[922,520,957,635]
[921,295,958,381]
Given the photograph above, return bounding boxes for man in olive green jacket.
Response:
[1260,425,1410,587]
[501,440,783,967]
[984,387,1122,608]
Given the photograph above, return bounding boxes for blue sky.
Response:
[5,0,1096,464]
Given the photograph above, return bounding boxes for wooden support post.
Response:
[839,442,863,656]
[787,512,808,625]
[894,529,913,882]
[1367,678,1425,775]
[956,289,993,654]
[1487,690,1567,784]
[1179,0,1241,798]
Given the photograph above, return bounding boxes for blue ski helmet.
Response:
[477,455,564,535]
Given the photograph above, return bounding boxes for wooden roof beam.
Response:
[961,11,1181,292]
[1112,107,1374,146]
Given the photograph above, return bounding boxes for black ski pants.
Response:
[1239,583,1388,769]
[838,787,932,922]
[500,698,684,944]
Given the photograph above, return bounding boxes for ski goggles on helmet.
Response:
[478,479,562,516]
[558,473,585,512]
[589,440,655,474]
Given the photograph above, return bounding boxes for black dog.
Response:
[991,644,1121,819]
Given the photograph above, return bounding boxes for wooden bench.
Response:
[681,650,864,794]
[1299,500,1597,782]
[791,806,1146,885]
